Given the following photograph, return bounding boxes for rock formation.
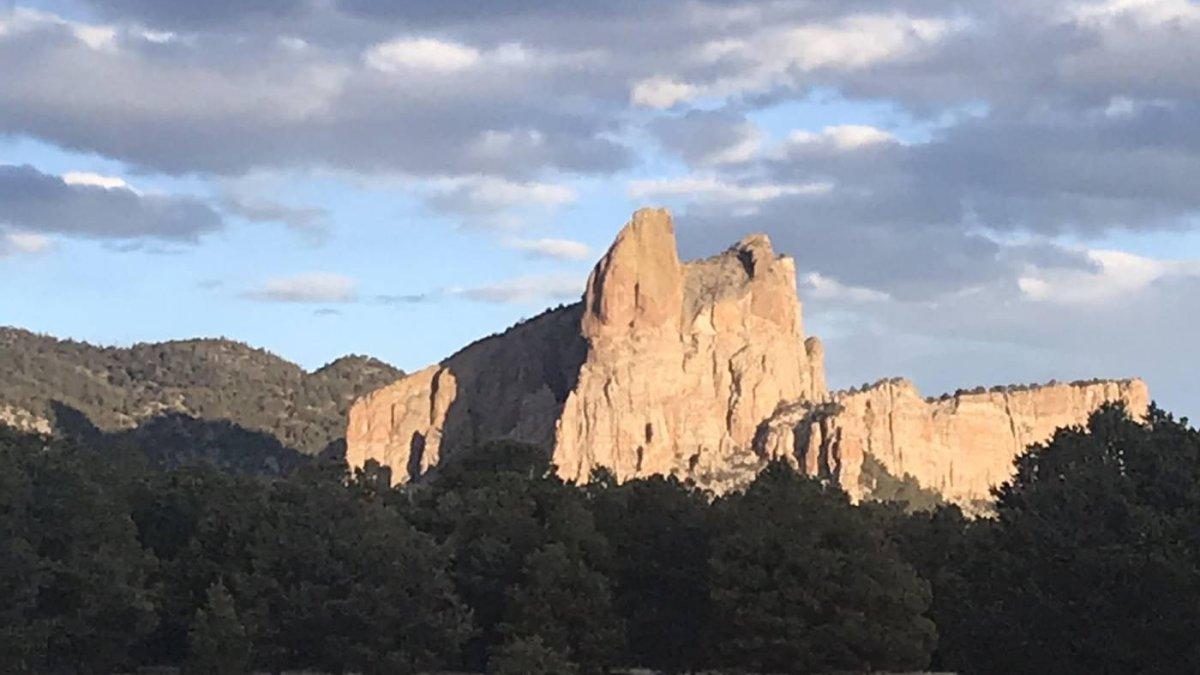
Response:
[347,208,825,488]
[346,207,1149,504]
[756,377,1150,506]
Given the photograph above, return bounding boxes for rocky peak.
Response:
[346,207,1147,505]
[582,207,683,338]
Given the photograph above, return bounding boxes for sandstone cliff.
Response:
[347,208,826,487]
[556,209,826,486]
[347,207,1149,505]
[756,377,1150,505]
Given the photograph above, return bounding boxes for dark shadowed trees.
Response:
[948,405,1200,674]
[708,461,936,674]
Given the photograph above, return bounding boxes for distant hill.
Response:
[0,327,403,464]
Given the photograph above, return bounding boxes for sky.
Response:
[1,0,1198,419]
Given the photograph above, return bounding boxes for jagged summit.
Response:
[346,208,1147,503]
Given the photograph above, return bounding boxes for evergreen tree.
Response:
[488,635,579,675]
[588,472,713,672]
[185,580,250,675]
[708,461,936,674]
[950,405,1200,673]
[499,543,624,674]
[0,428,158,673]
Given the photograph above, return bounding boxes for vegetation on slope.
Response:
[0,327,402,458]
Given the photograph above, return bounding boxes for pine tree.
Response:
[185,580,250,675]
[488,635,580,675]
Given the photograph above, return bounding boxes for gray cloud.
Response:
[221,195,329,238]
[0,164,222,241]
[243,272,358,303]
[0,13,631,179]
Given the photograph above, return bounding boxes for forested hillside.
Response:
[0,327,402,459]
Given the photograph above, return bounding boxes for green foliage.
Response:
[941,404,1200,673]
[185,580,250,675]
[414,441,620,671]
[5,401,1200,674]
[488,635,579,675]
[588,473,713,672]
[499,543,623,674]
[0,427,157,673]
[708,461,937,674]
[859,451,946,512]
[0,327,402,457]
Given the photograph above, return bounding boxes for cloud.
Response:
[244,272,358,303]
[421,175,578,228]
[0,8,631,178]
[631,77,698,109]
[221,194,328,237]
[0,230,53,257]
[650,110,764,166]
[506,237,591,261]
[364,37,481,73]
[61,171,133,190]
[450,273,583,304]
[1017,249,1200,305]
[0,164,223,241]
[629,176,832,205]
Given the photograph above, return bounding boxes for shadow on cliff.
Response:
[410,303,588,480]
[47,400,310,475]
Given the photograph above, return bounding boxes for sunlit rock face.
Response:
[347,208,826,490]
[756,378,1150,505]
[555,208,827,489]
[347,207,1148,504]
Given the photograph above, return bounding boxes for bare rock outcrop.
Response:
[555,209,827,487]
[347,208,826,487]
[756,378,1150,505]
[347,206,1150,506]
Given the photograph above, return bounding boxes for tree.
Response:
[488,635,579,675]
[0,428,158,673]
[415,441,614,671]
[708,461,936,674]
[185,580,250,674]
[588,473,713,672]
[498,543,623,674]
[949,405,1200,673]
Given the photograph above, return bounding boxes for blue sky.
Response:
[3,0,1199,418]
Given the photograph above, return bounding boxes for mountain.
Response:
[347,208,1148,506]
[0,327,403,463]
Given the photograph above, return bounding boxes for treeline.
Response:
[1,404,1198,674]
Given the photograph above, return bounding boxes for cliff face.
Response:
[346,208,826,487]
[345,304,587,482]
[346,206,1149,505]
[756,378,1151,504]
[555,208,826,486]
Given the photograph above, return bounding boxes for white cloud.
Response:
[450,273,584,304]
[0,8,117,50]
[1017,249,1199,305]
[631,77,699,109]
[444,176,576,209]
[801,272,891,303]
[783,125,898,151]
[0,230,53,257]
[245,272,358,303]
[1069,0,1200,27]
[507,237,591,261]
[637,14,962,106]
[61,171,132,191]
[628,176,832,203]
[364,37,481,73]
